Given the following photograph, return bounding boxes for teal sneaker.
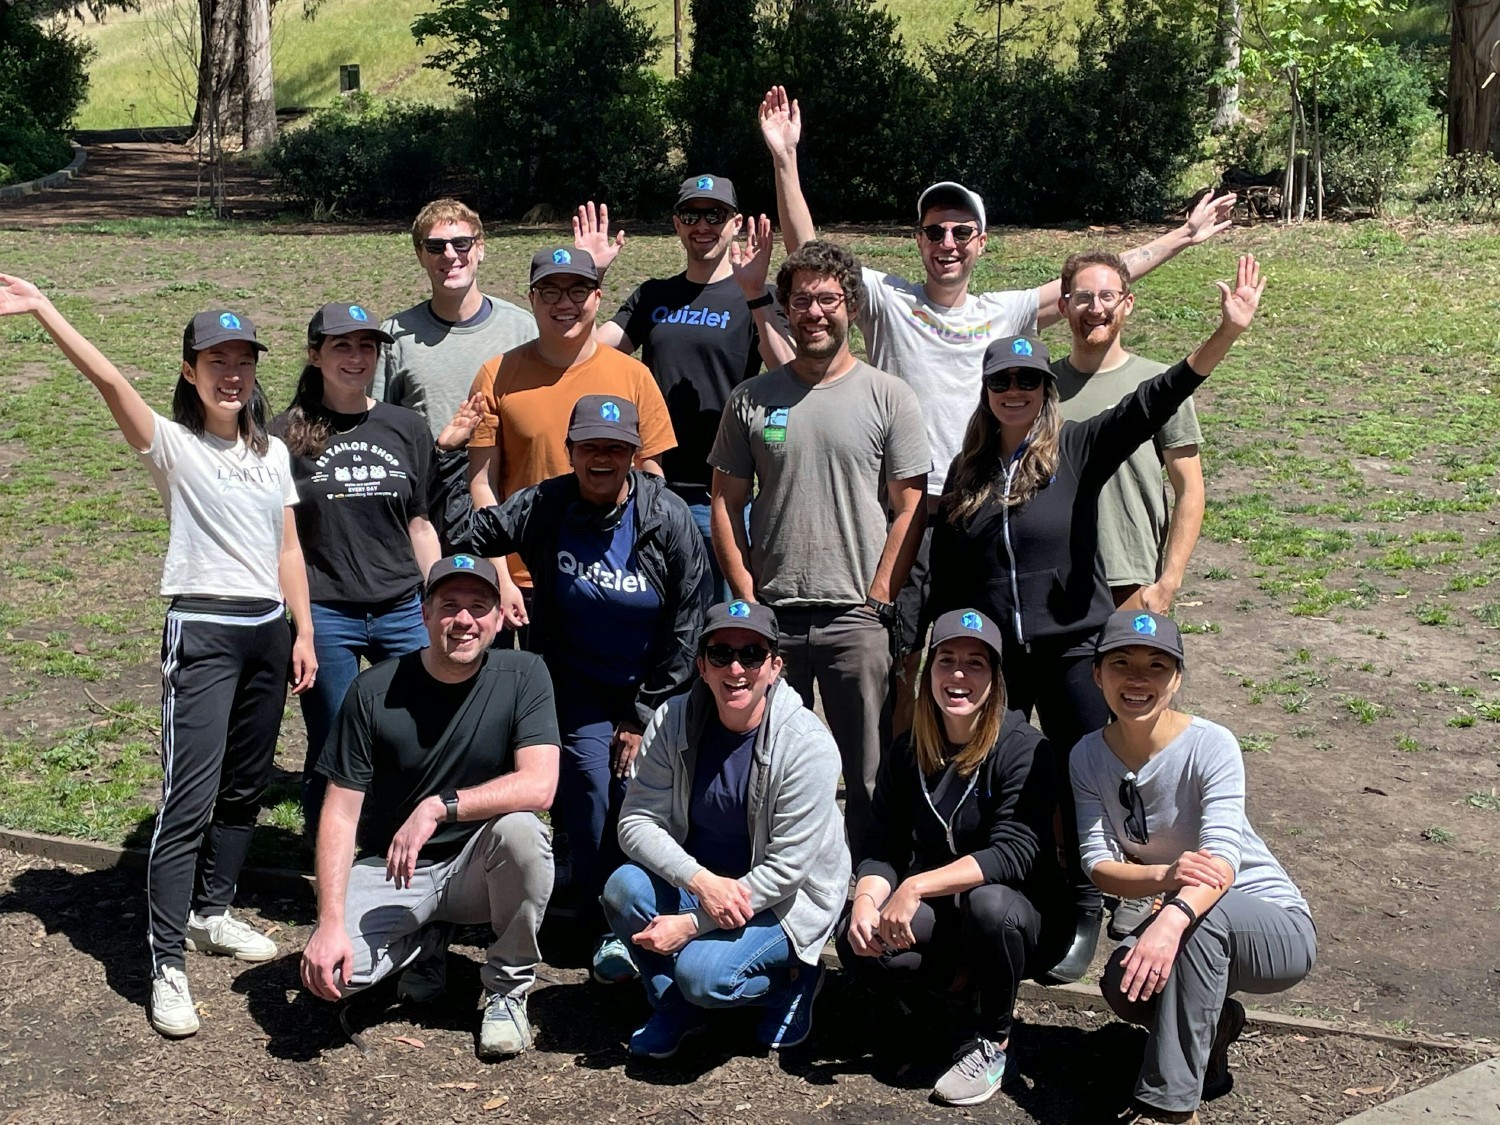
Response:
[591,933,639,984]
[932,1037,1017,1106]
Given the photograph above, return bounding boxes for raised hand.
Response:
[1216,253,1265,334]
[1184,189,1236,245]
[758,85,801,159]
[729,214,776,299]
[0,273,45,318]
[572,201,625,273]
[437,391,485,453]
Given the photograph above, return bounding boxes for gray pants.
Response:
[341,812,553,998]
[775,604,892,860]
[1103,888,1316,1112]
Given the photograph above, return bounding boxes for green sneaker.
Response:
[478,991,532,1058]
[932,1037,1016,1106]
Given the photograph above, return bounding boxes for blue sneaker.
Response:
[932,1037,1018,1106]
[591,933,639,984]
[629,1005,709,1060]
[755,963,824,1050]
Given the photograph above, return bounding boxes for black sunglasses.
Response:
[919,223,979,245]
[422,235,477,255]
[1119,771,1149,844]
[675,208,730,227]
[704,643,772,669]
[983,368,1045,393]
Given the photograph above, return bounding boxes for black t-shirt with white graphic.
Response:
[612,274,770,489]
[318,649,559,861]
[272,402,433,604]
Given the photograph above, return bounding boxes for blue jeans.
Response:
[300,593,428,832]
[548,664,633,929]
[672,485,734,604]
[602,863,798,1012]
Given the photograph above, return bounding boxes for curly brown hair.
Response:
[775,239,865,317]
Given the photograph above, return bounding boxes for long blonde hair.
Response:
[910,640,1006,778]
[941,384,1063,525]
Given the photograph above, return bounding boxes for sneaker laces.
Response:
[950,1037,1002,1078]
[212,912,262,944]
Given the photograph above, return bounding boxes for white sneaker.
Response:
[150,966,201,1038]
[185,910,278,962]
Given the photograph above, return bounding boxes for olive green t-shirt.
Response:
[1053,354,1203,588]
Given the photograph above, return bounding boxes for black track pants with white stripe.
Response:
[148,604,290,976]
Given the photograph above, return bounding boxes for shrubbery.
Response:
[0,8,92,185]
[1317,45,1434,215]
[1422,153,1500,222]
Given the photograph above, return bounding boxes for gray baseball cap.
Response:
[983,335,1052,384]
[529,246,600,286]
[568,394,640,446]
[918,181,987,232]
[1095,610,1186,662]
[307,301,394,344]
[677,173,737,210]
[182,310,268,361]
[425,553,501,601]
[701,599,779,649]
[928,608,1004,661]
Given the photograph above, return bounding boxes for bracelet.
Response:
[1165,897,1197,926]
[854,892,879,908]
[745,292,775,310]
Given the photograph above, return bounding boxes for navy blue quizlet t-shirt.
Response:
[684,715,756,878]
[551,498,663,686]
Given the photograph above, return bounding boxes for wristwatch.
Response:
[864,594,899,625]
[745,292,775,310]
[440,787,460,824]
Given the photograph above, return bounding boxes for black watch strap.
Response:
[440,787,460,823]
[865,594,898,622]
[745,292,775,310]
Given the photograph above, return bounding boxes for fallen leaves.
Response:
[391,1035,426,1049]
[482,1095,509,1111]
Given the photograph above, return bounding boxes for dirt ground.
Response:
[0,850,1481,1125]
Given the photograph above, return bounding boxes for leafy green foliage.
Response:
[0,7,93,183]
[1318,44,1434,213]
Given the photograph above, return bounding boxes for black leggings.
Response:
[1001,637,1110,912]
[836,867,1071,1041]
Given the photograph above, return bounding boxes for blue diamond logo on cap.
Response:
[349,305,369,321]
[1133,614,1158,636]
[600,400,621,422]
[1012,338,1033,356]
[220,312,240,330]
[961,611,982,631]
[697,176,713,190]
[452,555,476,570]
[552,249,572,265]
[728,600,750,618]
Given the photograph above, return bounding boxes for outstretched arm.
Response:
[729,213,795,367]
[0,274,156,451]
[1034,190,1237,329]
[759,86,816,253]
[1187,252,1264,376]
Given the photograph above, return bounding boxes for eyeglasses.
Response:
[787,292,847,313]
[919,223,979,245]
[983,368,1045,392]
[1067,289,1126,310]
[1119,772,1150,844]
[675,207,730,227]
[704,643,773,669]
[531,284,598,305]
[422,235,477,255]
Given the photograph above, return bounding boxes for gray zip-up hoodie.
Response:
[618,677,851,964]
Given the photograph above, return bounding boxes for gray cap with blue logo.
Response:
[567,394,640,446]
[982,335,1052,381]
[425,553,502,601]
[1095,610,1185,662]
[307,301,395,344]
[183,309,268,359]
[676,173,737,210]
[530,246,600,285]
[702,599,779,649]
[928,608,1004,660]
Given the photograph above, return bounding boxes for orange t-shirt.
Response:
[469,341,676,585]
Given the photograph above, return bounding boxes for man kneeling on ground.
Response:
[603,600,850,1058]
[300,554,559,1060]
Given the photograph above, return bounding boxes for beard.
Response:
[793,318,847,359]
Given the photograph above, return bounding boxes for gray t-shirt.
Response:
[1053,354,1203,588]
[1070,716,1310,916]
[373,296,538,440]
[857,268,1038,496]
[709,359,931,606]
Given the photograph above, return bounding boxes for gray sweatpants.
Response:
[1103,888,1316,1112]
[775,604,892,861]
[340,812,553,998]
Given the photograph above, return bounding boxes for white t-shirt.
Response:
[858,268,1039,495]
[140,413,299,600]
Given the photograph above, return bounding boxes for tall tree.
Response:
[1211,0,1244,130]
[192,0,276,152]
[1448,0,1500,156]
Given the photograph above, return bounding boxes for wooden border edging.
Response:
[2,826,1494,1058]
[0,144,88,201]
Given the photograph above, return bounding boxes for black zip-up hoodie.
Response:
[857,708,1068,903]
[929,358,1207,648]
[451,469,711,730]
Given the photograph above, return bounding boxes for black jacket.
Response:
[929,358,1207,648]
[452,470,712,730]
[858,708,1068,901]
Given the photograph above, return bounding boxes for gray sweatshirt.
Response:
[618,678,851,964]
[1070,716,1310,916]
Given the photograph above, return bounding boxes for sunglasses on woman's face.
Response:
[1119,771,1149,844]
[983,368,1045,393]
[704,643,772,669]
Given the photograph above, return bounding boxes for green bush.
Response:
[267,95,464,218]
[0,124,73,186]
[0,9,93,135]
[412,0,673,218]
[1421,153,1500,222]
[1318,45,1435,214]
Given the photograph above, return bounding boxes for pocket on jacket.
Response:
[1013,568,1064,619]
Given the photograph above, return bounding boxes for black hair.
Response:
[279,363,335,458]
[172,365,271,455]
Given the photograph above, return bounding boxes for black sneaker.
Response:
[1047,907,1103,983]
[1203,997,1246,1100]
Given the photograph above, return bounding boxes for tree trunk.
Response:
[241,0,275,151]
[1312,76,1323,221]
[1448,0,1500,156]
[1283,68,1300,222]
[1211,0,1243,132]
